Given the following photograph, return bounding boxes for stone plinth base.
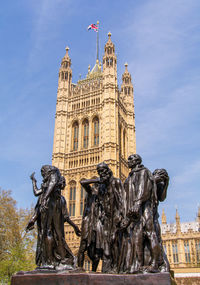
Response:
[175,277,200,285]
[11,271,172,285]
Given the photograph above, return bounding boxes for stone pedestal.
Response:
[11,271,172,285]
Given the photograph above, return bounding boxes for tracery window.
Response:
[84,260,91,271]
[83,119,89,149]
[106,58,109,67]
[184,241,191,263]
[80,184,85,215]
[195,240,200,262]
[172,243,179,263]
[119,125,122,155]
[123,129,126,158]
[69,183,76,216]
[93,117,99,146]
[72,122,79,151]
[163,244,167,255]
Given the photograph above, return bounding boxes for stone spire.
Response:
[59,46,72,89]
[162,209,167,224]
[175,209,181,233]
[196,206,200,222]
[61,46,71,66]
[121,63,133,96]
[103,32,117,80]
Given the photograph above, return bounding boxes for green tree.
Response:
[0,189,36,284]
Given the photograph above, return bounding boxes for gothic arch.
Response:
[82,118,89,149]
[123,128,127,159]
[71,117,80,126]
[92,116,100,147]
[72,121,79,151]
[79,177,86,216]
[91,112,101,121]
[119,123,122,156]
[68,180,76,217]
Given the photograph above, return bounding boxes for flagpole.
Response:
[97,20,99,62]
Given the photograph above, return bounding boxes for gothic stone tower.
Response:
[52,33,136,256]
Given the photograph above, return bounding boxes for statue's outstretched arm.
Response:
[62,197,81,236]
[80,178,100,194]
[65,216,81,236]
[30,172,42,196]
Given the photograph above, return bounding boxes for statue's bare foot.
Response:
[144,265,159,273]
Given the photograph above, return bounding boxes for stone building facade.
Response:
[161,208,200,280]
[52,33,136,261]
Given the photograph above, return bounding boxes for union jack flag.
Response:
[87,23,98,32]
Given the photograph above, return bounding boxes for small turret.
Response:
[175,209,181,233]
[103,32,117,80]
[58,46,72,90]
[121,63,133,97]
[196,206,200,222]
[162,209,167,224]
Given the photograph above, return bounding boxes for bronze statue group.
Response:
[26,154,170,274]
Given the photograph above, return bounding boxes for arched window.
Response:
[123,129,126,158]
[195,240,200,262]
[83,119,89,149]
[72,122,79,151]
[106,58,109,67]
[184,241,190,263]
[80,184,86,215]
[69,182,76,216]
[173,243,179,263]
[84,260,91,271]
[119,125,122,155]
[93,117,99,146]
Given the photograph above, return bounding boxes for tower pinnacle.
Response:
[197,206,200,222]
[175,209,181,233]
[162,209,167,224]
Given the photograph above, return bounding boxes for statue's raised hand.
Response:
[30,172,36,181]
[74,225,81,237]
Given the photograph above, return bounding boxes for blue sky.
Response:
[0,0,200,224]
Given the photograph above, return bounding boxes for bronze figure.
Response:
[152,168,170,272]
[26,165,80,270]
[78,162,124,273]
[77,177,102,271]
[25,159,170,276]
[120,154,161,273]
